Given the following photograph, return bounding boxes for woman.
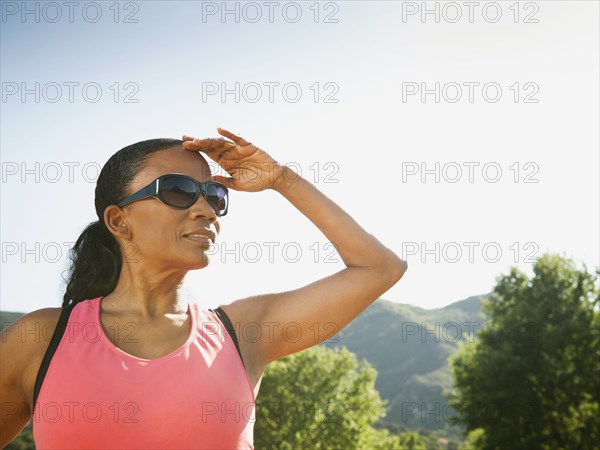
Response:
[0,128,407,449]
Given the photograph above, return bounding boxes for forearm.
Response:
[271,167,407,274]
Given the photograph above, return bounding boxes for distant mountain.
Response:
[320,294,489,436]
[442,295,485,316]
[0,311,26,330]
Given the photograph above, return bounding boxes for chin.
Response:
[185,257,211,270]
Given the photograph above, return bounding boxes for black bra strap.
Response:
[32,301,76,413]
[209,307,246,371]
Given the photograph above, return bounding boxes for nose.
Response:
[188,193,218,223]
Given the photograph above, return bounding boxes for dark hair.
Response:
[61,138,184,308]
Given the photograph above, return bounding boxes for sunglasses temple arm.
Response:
[117,180,158,206]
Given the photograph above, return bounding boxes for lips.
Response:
[184,235,212,245]
[183,230,216,244]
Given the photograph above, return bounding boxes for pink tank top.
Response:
[32,296,255,449]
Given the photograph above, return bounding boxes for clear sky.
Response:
[1,1,598,313]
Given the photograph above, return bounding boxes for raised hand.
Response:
[181,128,286,192]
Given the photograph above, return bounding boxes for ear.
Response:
[104,205,132,239]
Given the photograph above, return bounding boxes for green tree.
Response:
[449,253,600,450]
[4,421,34,449]
[398,430,428,449]
[254,345,422,449]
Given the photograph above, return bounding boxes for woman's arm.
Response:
[182,128,407,367]
[245,168,406,364]
[0,310,52,447]
[272,165,406,272]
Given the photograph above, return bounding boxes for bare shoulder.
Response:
[216,294,276,369]
[217,294,272,334]
[3,306,64,368]
[1,306,65,412]
[2,306,64,353]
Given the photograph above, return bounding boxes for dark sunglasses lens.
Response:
[206,183,228,216]
[161,177,197,207]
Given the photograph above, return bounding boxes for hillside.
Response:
[320,294,488,435]
[0,310,26,330]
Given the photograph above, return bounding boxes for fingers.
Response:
[217,128,251,146]
[212,174,237,190]
[181,128,249,160]
[182,137,236,155]
[182,128,248,146]
[182,136,232,146]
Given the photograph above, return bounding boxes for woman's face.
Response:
[111,145,221,271]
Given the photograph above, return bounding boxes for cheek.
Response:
[134,228,180,259]
[132,214,179,247]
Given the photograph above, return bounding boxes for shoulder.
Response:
[4,306,65,369]
[1,307,65,410]
[215,295,271,338]
[24,307,65,340]
[2,306,64,353]
[215,295,272,362]
[216,294,271,325]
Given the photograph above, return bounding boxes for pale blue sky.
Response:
[1,1,598,313]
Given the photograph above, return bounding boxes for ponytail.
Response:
[61,220,122,308]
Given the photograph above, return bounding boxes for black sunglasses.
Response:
[117,173,229,216]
